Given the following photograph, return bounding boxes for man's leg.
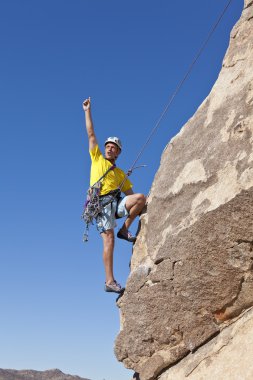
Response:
[119,193,146,234]
[101,229,115,285]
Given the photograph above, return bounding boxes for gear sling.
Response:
[81,164,121,241]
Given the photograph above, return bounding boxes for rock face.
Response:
[158,307,253,380]
[115,1,253,379]
[0,369,90,380]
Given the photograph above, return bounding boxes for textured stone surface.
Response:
[158,307,253,380]
[0,369,90,380]
[115,1,253,379]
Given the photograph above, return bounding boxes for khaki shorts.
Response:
[96,196,129,233]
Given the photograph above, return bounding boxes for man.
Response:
[83,97,146,294]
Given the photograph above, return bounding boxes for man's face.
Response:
[105,143,120,161]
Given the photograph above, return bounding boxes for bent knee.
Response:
[136,193,146,205]
[125,193,146,211]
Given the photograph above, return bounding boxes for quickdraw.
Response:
[82,183,102,241]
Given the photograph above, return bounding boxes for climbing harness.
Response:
[81,164,146,242]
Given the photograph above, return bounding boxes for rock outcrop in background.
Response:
[115,1,253,379]
[0,369,90,380]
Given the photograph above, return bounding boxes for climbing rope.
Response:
[82,0,234,241]
[127,0,234,173]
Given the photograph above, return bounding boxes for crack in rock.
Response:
[244,1,253,10]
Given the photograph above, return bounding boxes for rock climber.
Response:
[83,97,146,294]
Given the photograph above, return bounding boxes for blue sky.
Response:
[0,1,243,379]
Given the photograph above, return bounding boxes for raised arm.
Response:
[82,97,98,151]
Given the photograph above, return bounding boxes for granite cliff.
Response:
[115,1,253,379]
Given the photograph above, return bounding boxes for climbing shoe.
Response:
[117,229,136,243]
[104,280,124,294]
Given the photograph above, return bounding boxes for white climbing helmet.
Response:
[104,136,122,151]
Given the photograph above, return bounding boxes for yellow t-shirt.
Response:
[89,145,133,195]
